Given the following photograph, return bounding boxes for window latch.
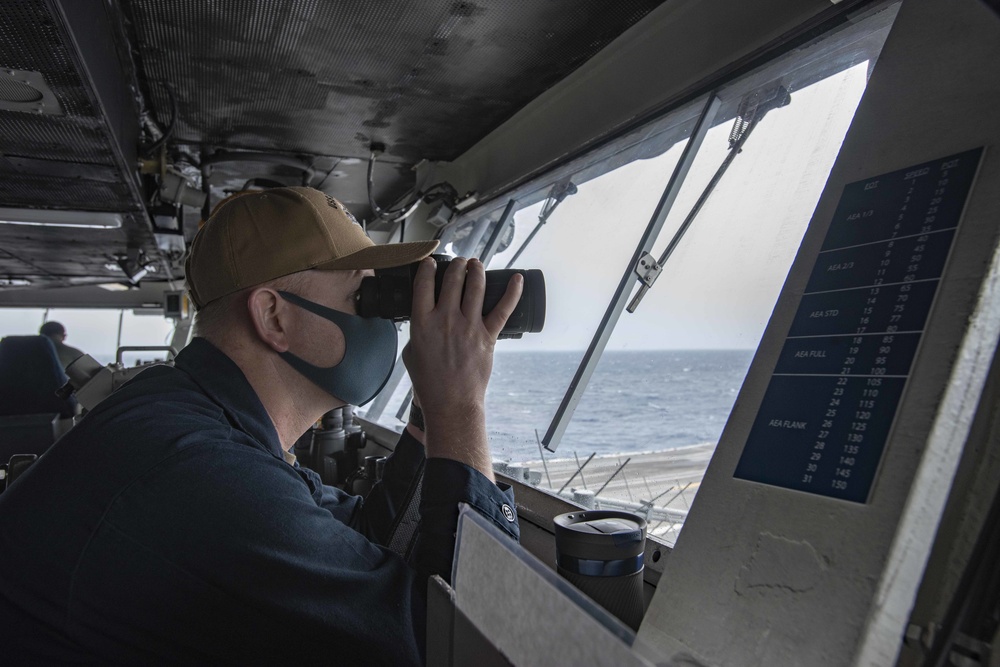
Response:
[634,252,662,288]
[628,252,662,312]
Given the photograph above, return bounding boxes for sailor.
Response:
[39,320,85,369]
[0,187,522,665]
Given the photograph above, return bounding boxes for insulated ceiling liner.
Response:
[129,0,665,162]
[0,0,160,287]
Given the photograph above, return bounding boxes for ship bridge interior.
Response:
[1,0,999,665]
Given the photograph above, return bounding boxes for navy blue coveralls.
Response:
[0,338,518,665]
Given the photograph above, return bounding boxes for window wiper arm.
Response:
[628,85,791,313]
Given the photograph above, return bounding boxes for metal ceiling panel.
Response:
[0,0,139,205]
[127,0,666,164]
[0,0,165,288]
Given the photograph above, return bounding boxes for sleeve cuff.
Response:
[420,458,519,543]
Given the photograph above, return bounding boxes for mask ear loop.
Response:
[277,290,355,323]
[276,290,354,374]
[275,291,397,406]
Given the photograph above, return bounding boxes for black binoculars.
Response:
[357,256,545,339]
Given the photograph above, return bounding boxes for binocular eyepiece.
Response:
[357,256,545,339]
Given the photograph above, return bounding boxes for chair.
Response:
[1,453,38,494]
[0,335,77,462]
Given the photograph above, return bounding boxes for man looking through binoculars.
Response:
[0,186,522,666]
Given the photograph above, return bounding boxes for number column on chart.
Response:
[734,148,982,502]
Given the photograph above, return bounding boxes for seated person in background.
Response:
[0,187,522,666]
[39,321,85,369]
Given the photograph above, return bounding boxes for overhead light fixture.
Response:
[117,262,149,284]
[0,69,63,116]
[0,207,123,229]
[114,249,156,285]
[97,283,132,291]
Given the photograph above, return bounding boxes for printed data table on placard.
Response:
[734,147,984,503]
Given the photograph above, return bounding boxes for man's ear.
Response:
[246,287,291,353]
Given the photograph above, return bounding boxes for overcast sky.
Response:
[489,62,869,352]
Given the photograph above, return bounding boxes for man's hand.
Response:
[402,257,523,481]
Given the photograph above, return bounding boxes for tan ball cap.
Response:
[185,186,439,307]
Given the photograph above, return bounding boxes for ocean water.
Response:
[485,349,755,460]
[95,348,753,465]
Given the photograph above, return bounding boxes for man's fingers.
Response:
[411,257,437,317]
[483,273,523,338]
[438,257,468,309]
[462,258,486,320]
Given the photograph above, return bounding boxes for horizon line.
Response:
[493,347,757,353]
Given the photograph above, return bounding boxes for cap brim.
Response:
[313,240,440,271]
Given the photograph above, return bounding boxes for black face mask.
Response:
[276,291,397,406]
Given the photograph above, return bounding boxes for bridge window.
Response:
[0,308,176,366]
[359,3,898,547]
[472,7,896,546]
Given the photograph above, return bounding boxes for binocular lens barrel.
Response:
[358,259,545,338]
